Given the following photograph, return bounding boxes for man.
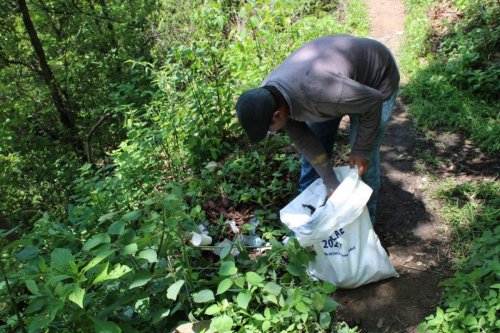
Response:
[235,35,399,224]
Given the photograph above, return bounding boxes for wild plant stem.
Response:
[0,263,28,333]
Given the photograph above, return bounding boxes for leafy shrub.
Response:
[418,181,500,332]
[0,0,371,331]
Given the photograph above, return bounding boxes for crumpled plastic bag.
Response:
[281,166,372,247]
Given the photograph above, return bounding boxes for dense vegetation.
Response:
[401,0,499,332]
[1,1,368,332]
[1,0,498,332]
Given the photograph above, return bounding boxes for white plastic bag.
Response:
[280,166,398,288]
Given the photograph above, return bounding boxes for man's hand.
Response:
[349,156,369,176]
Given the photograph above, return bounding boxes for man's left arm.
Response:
[335,77,384,175]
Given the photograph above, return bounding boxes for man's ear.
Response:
[272,110,281,121]
[273,109,285,120]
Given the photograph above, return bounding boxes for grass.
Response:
[400,0,499,154]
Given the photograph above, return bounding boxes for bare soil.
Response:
[331,1,500,332]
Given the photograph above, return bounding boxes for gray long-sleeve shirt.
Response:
[262,35,400,191]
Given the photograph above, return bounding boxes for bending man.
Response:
[235,35,400,224]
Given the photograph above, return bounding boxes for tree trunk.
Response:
[17,0,86,162]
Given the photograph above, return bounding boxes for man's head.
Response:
[235,87,288,143]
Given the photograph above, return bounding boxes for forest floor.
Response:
[331,0,500,332]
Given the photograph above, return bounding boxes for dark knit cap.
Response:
[235,87,277,143]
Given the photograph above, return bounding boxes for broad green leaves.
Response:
[167,280,185,301]
[108,220,125,235]
[193,289,215,303]
[68,286,85,309]
[137,249,158,263]
[246,272,263,286]
[210,315,233,332]
[264,282,282,296]
[122,210,142,222]
[92,263,132,285]
[129,270,152,289]
[51,248,76,273]
[92,318,121,333]
[219,261,237,276]
[83,234,111,251]
[236,290,251,309]
[217,278,233,295]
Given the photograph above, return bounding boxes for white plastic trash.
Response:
[191,232,212,246]
[280,166,398,288]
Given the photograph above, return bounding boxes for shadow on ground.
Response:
[333,101,454,333]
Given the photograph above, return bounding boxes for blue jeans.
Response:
[299,92,398,224]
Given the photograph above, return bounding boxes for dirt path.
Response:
[333,1,449,332]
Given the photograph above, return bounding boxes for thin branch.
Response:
[84,112,113,163]
[0,52,42,75]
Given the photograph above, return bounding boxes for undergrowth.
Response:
[0,0,368,332]
[400,0,499,153]
[419,181,499,333]
[401,1,499,332]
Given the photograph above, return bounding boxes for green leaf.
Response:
[217,278,233,295]
[211,315,233,332]
[295,301,308,314]
[92,263,110,285]
[92,318,122,333]
[167,280,185,301]
[152,308,170,324]
[122,210,142,221]
[234,276,245,289]
[262,320,271,331]
[264,282,282,295]
[25,298,46,314]
[463,315,478,326]
[236,290,251,309]
[320,312,331,327]
[108,220,125,235]
[98,211,117,223]
[205,304,221,315]
[118,229,136,244]
[253,313,265,321]
[83,233,111,251]
[82,248,115,272]
[219,243,232,259]
[106,264,132,280]
[51,248,75,272]
[219,261,237,276]
[286,263,305,277]
[68,285,85,309]
[266,294,278,305]
[25,280,40,295]
[246,272,264,286]
[93,263,132,286]
[322,297,339,312]
[264,307,271,319]
[129,270,152,289]
[216,16,224,30]
[15,247,38,260]
[137,249,158,263]
[321,282,336,294]
[312,293,325,312]
[193,289,215,303]
[47,274,72,285]
[28,316,51,332]
[121,243,138,255]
